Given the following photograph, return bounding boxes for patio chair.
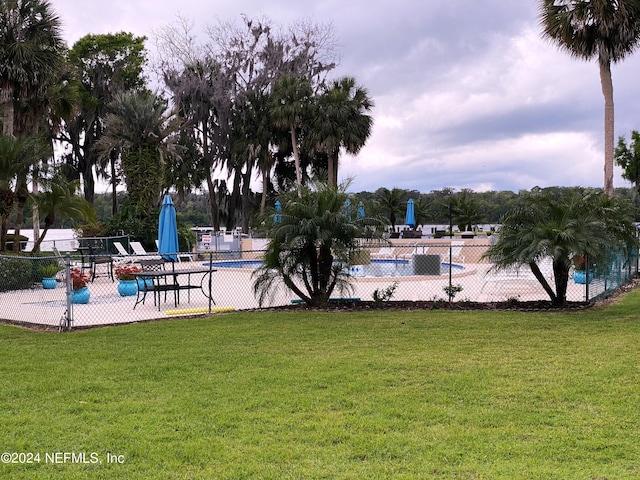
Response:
[78,245,114,282]
[113,241,136,263]
[130,241,161,259]
[135,258,178,308]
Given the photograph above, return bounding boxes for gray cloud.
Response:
[53,0,640,194]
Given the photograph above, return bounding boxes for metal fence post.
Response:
[65,254,72,330]
[208,251,213,314]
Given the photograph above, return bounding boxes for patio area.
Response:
[0,255,597,330]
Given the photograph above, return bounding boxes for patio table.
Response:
[133,267,216,311]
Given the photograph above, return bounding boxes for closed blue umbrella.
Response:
[357,201,365,219]
[158,194,179,261]
[344,198,352,221]
[274,200,282,223]
[405,198,415,228]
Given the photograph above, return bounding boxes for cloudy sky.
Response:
[53,0,640,194]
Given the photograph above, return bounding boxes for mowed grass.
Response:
[2,294,640,479]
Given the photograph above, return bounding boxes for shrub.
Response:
[0,256,35,291]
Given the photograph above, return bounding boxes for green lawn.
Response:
[2,293,640,479]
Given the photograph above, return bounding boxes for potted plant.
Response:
[69,268,92,303]
[114,264,142,296]
[39,264,61,289]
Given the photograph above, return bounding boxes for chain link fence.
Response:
[1,241,637,330]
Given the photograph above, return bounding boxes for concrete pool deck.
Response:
[0,259,594,329]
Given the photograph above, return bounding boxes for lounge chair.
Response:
[130,241,162,259]
[444,241,465,264]
[112,241,137,263]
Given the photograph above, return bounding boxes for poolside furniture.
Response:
[443,241,465,264]
[130,241,152,256]
[134,259,215,311]
[78,246,114,282]
[112,241,137,264]
[134,258,175,308]
[131,240,193,262]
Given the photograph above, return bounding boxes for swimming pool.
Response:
[205,258,464,278]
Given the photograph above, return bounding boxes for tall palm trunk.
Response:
[31,212,55,253]
[600,60,615,197]
[327,151,339,188]
[240,161,253,233]
[206,175,220,231]
[12,175,28,253]
[32,168,40,242]
[0,187,14,250]
[110,150,118,215]
[1,86,14,137]
[290,127,302,198]
[260,170,268,213]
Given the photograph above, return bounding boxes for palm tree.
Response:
[270,75,312,197]
[484,189,638,305]
[96,91,180,212]
[31,176,95,252]
[309,77,374,187]
[539,0,640,197]
[0,134,48,250]
[452,189,484,232]
[377,187,404,234]
[253,183,384,307]
[0,0,65,137]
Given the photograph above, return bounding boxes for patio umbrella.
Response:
[274,200,282,223]
[405,198,416,229]
[158,194,179,261]
[357,201,365,219]
[344,198,352,221]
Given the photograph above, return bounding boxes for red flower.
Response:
[70,268,92,290]
[114,264,142,281]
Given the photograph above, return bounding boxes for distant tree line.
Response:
[28,185,629,234]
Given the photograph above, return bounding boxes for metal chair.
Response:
[135,258,178,308]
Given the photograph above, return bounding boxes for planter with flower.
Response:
[70,268,92,303]
[572,255,591,284]
[115,264,143,296]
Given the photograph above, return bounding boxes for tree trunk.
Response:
[32,165,40,243]
[240,161,253,234]
[205,174,220,231]
[318,246,333,294]
[261,169,268,213]
[0,217,8,251]
[31,212,55,253]
[1,86,14,137]
[600,59,615,197]
[12,175,28,253]
[226,168,242,230]
[553,263,570,306]
[328,149,340,188]
[110,150,118,215]
[290,127,302,198]
[529,261,558,305]
[327,152,336,188]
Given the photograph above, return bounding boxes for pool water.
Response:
[206,258,464,278]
